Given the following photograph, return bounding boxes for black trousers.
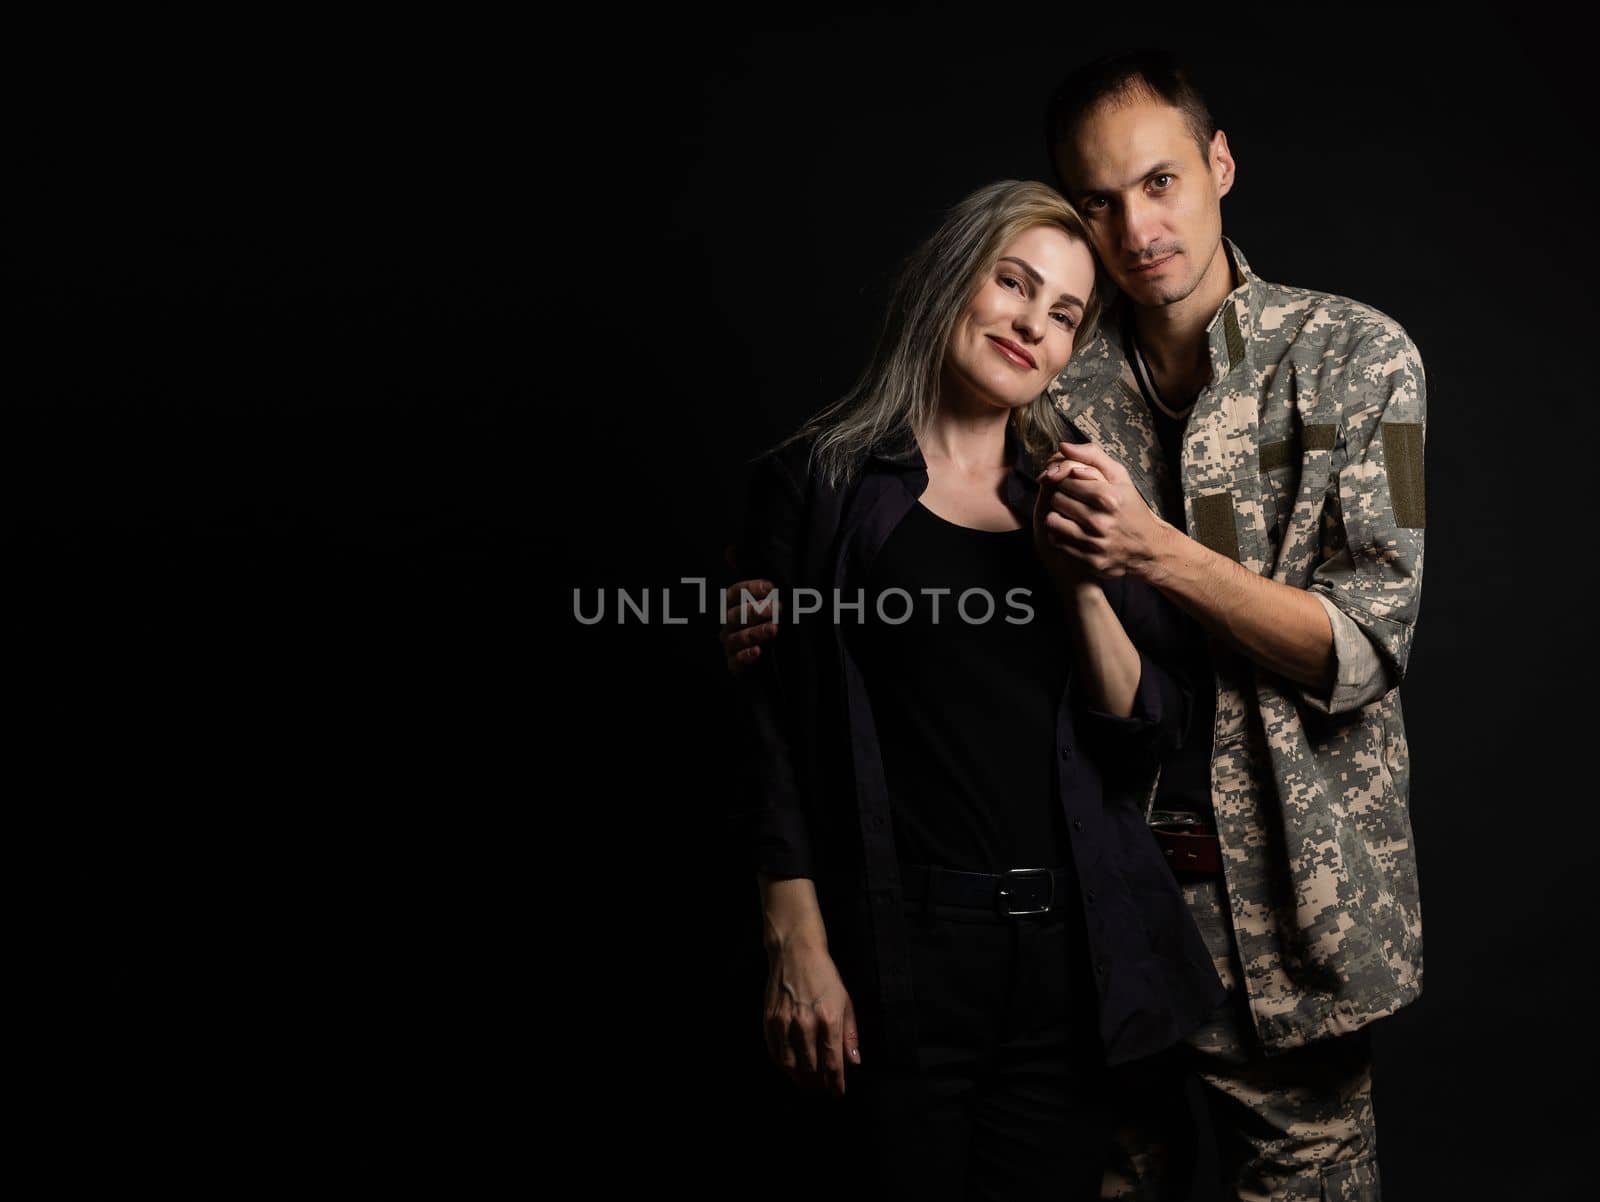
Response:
[837,878,1112,1200]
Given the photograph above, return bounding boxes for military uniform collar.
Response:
[1203,237,1260,385]
[1050,236,1260,401]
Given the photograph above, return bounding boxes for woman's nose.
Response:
[1014,307,1045,341]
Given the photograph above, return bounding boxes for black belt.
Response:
[898,863,1073,920]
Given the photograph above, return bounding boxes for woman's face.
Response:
[943,224,1095,412]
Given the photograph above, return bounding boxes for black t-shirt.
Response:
[1127,325,1217,823]
[846,500,1072,873]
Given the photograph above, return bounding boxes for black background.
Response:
[11,5,1596,1197]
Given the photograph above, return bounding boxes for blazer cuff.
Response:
[753,850,813,881]
[1079,649,1187,754]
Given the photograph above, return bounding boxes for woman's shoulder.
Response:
[750,431,819,497]
[740,431,823,539]
[749,427,867,504]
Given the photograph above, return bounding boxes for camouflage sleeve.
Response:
[1300,326,1427,716]
[728,451,816,880]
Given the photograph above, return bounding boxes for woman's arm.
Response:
[1058,580,1143,718]
[729,447,862,1095]
[1036,462,1142,716]
[1035,461,1194,756]
[729,450,817,882]
[758,873,828,947]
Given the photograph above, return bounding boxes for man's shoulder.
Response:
[1252,275,1419,363]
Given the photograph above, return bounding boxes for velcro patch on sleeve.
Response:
[1380,422,1425,528]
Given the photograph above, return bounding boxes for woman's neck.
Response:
[920,393,1012,475]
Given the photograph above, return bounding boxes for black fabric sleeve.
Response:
[726,450,816,880]
[1076,574,1195,760]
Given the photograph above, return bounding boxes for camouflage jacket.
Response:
[1045,238,1426,1053]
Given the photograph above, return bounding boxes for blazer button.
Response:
[870,815,884,829]
[1095,960,1107,976]
[1072,819,1084,832]
[1086,890,1096,905]
[1059,747,1072,760]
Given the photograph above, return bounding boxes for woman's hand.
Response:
[763,935,861,1098]
[1034,453,1105,594]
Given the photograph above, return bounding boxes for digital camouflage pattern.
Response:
[1047,239,1426,1054]
[1104,879,1380,1200]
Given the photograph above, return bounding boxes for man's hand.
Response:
[720,582,779,672]
[1033,451,1102,594]
[1037,441,1169,579]
[719,544,781,673]
[763,936,861,1098]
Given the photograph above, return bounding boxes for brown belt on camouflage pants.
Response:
[1149,811,1222,876]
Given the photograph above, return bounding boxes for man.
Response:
[723,51,1424,1201]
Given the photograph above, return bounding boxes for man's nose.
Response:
[1118,195,1159,255]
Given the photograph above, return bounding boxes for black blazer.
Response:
[729,421,1225,1070]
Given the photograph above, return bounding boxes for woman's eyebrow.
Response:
[998,256,1084,309]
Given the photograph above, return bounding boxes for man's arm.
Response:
[1039,450,1338,692]
[720,559,779,671]
[1293,328,1428,713]
[1136,524,1338,693]
[1040,327,1425,713]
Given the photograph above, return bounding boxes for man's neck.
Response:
[1129,238,1239,408]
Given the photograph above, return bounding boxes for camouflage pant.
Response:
[1101,877,1380,1202]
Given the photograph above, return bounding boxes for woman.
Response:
[727,180,1223,1198]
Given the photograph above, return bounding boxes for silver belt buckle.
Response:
[996,866,1053,917]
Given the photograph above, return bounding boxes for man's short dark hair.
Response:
[1044,50,1217,187]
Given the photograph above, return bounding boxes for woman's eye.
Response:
[1052,312,1078,329]
[999,274,1024,291]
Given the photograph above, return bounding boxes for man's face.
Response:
[1055,98,1234,309]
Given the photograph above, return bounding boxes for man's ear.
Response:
[1211,129,1236,200]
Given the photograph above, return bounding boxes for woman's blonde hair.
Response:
[776,179,1104,490]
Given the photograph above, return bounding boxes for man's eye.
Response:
[1151,174,1173,189]
[1083,197,1106,212]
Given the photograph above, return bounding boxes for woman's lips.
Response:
[987,336,1035,369]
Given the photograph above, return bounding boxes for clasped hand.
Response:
[1033,440,1162,581]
